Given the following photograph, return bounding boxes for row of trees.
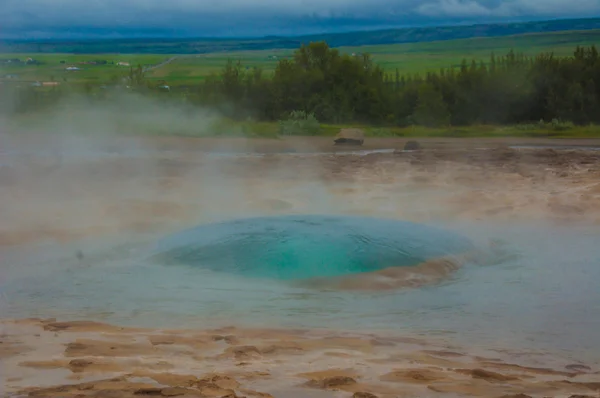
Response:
[2,42,599,127]
[191,42,600,126]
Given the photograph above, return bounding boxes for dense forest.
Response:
[2,42,600,128]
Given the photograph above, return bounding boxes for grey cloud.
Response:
[1,0,599,38]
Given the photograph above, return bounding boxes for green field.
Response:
[0,54,169,84]
[1,30,599,85]
[145,30,600,84]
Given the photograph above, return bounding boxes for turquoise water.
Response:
[1,219,600,361]
[150,215,474,280]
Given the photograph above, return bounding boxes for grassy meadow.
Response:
[147,30,600,84]
[2,30,599,85]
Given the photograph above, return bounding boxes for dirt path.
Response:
[142,56,179,73]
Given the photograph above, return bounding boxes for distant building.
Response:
[117,62,130,66]
[65,66,81,71]
[42,82,60,86]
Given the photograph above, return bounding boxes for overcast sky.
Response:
[2,0,600,38]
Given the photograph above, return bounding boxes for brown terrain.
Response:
[1,136,600,397]
[1,318,599,398]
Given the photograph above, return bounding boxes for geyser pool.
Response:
[150,214,475,281]
[2,220,600,359]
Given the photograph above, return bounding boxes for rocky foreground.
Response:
[2,138,600,397]
[1,319,599,398]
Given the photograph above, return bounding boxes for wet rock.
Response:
[239,389,274,398]
[134,388,164,395]
[197,374,240,390]
[68,358,93,371]
[381,369,445,383]
[353,393,378,398]
[498,395,533,398]
[211,335,238,344]
[146,373,198,387]
[566,364,592,372]
[569,381,600,391]
[65,339,155,357]
[260,343,304,355]
[221,345,262,360]
[196,383,237,398]
[535,148,559,158]
[308,376,357,389]
[27,385,72,397]
[469,368,518,382]
[422,350,465,358]
[44,320,123,333]
[0,339,30,358]
[94,390,131,398]
[148,335,177,345]
[334,128,364,146]
[403,141,422,151]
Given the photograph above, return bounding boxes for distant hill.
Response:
[1,17,599,54]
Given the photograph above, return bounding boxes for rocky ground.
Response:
[1,136,600,397]
[1,319,599,398]
[2,137,600,247]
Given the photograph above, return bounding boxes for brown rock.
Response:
[196,384,236,398]
[334,128,364,146]
[0,340,31,358]
[197,374,240,390]
[161,387,199,397]
[212,335,239,344]
[43,321,127,333]
[134,388,163,395]
[479,361,577,377]
[145,373,198,387]
[498,395,533,398]
[94,390,132,397]
[319,376,357,389]
[470,368,518,382]
[353,393,378,398]
[69,359,94,369]
[566,364,592,372]
[304,377,357,391]
[65,339,155,357]
[422,350,465,358]
[148,335,176,345]
[260,343,304,355]
[403,141,422,151]
[224,345,262,360]
[576,382,600,391]
[239,389,274,398]
[380,369,446,383]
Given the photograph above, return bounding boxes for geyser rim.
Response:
[149,214,477,279]
[155,213,473,246]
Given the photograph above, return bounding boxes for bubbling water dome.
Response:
[151,215,475,288]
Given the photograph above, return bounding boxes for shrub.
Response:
[278,110,320,136]
[550,118,574,131]
[514,119,574,132]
